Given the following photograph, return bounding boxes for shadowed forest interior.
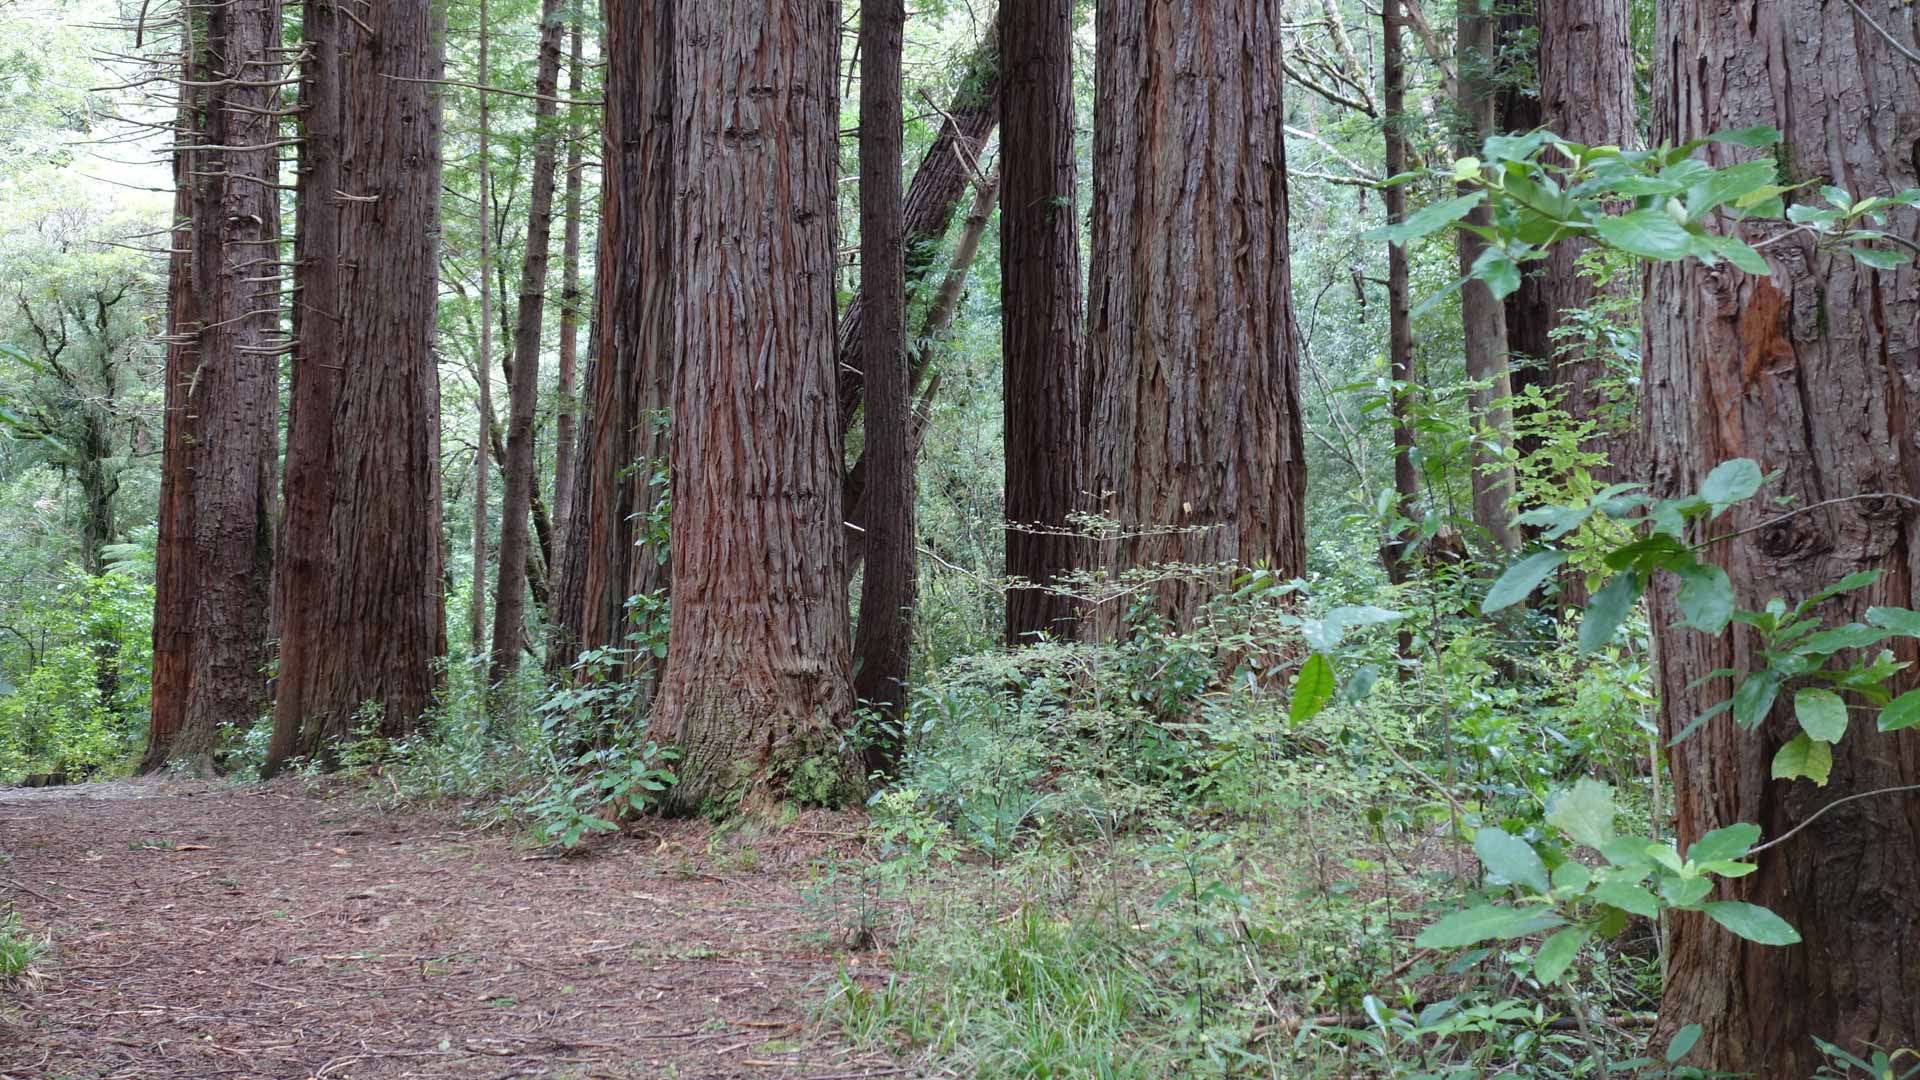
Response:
[0,0,1917,1076]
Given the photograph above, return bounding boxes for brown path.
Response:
[0,780,902,1079]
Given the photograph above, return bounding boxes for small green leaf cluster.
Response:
[1418,779,1797,976]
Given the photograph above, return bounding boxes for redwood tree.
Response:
[1084,0,1306,635]
[550,0,674,687]
[267,0,448,770]
[550,11,589,591]
[649,0,859,811]
[1644,2,1920,1069]
[1001,0,1084,643]
[146,1,282,771]
[850,0,913,772]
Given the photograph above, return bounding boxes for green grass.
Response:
[0,912,48,983]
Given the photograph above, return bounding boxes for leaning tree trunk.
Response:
[834,17,1002,439]
[550,0,675,691]
[650,0,860,813]
[1001,0,1085,645]
[267,0,447,771]
[850,0,913,775]
[1645,2,1920,1072]
[489,0,569,687]
[146,4,283,771]
[1084,0,1306,636]
[1453,0,1518,552]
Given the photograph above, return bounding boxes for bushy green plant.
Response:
[0,563,152,780]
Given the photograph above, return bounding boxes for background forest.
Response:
[0,0,1917,1077]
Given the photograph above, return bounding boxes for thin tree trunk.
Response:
[490,0,569,686]
[1645,3,1920,1071]
[550,10,587,593]
[1085,0,1307,636]
[651,0,859,813]
[1001,0,1084,644]
[851,0,912,775]
[267,0,447,772]
[1382,0,1419,662]
[836,19,1001,438]
[1454,0,1518,553]
[471,0,495,659]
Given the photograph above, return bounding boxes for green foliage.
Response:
[0,911,48,984]
[0,562,152,780]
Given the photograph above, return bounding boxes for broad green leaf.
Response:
[1687,822,1761,865]
[1703,901,1802,945]
[1514,505,1595,541]
[1676,563,1735,634]
[1326,605,1406,635]
[1732,671,1781,729]
[1668,1024,1704,1064]
[1594,208,1696,260]
[1415,904,1565,949]
[1485,550,1568,612]
[1471,244,1523,299]
[1366,193,1485,245]
[1697,233,1773,274]
[1475,827,1550,894]
[1707,125,1782,148]
[1878,688,1920,732]
[1867,606,1920,637]
[1580,572,1642,655]
[1794,689,1849,743]
[1849,246,1912,270]
[1289,653,1336,725]
[1799,624,1892,655]
[1591,880,1659,918]
[1534,927,1590,985]
[1684,160,1780,220]
[1700,458,1764,515]
[1771,733,1833,786]
[1550,860,1591,892]
[1546,778,1617,850]
[1660,875,1714,908]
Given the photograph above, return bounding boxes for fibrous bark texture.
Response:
[851,0,914,774]
[550,13,588,595]
[268,0,447,770]
[146,4,283,771]
[1001,0,1085,644]
[550,0,674,688]
[1644,3,1920,1071]
[650,0,860,813]
[1085,0,1306,636]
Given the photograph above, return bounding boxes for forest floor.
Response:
[0,779,903,1080]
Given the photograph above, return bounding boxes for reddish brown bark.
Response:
[1645,2,1920,1071]
[146,3,283,772]
[489,0,570,685]
[550,0,675,686]
[835,22,1002,439]
[650,0,859,812]
[1084,0,1306,635]
[1001,0,1084,644]
[267,0,448,771]
[1381,0,1419,651]
[851,0,912,772]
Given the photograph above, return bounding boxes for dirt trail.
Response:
[0,779,901,1079]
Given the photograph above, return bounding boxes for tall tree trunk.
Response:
[851,0,912,775]
[836,20,1002,438]
[147,39,199,767]
[471,0,495,658]
[550,10,588,593]
[267,0,448,771]
[651,0,859,813]
[489,0,569,686]
[1084,0,1306,636]
[146,4,283,771]
[1001,0,1084,644]
[551,0,675,689]
[1382,0,1419,662]
[1454,0,1519,552]
[1645,3,1920,1071]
